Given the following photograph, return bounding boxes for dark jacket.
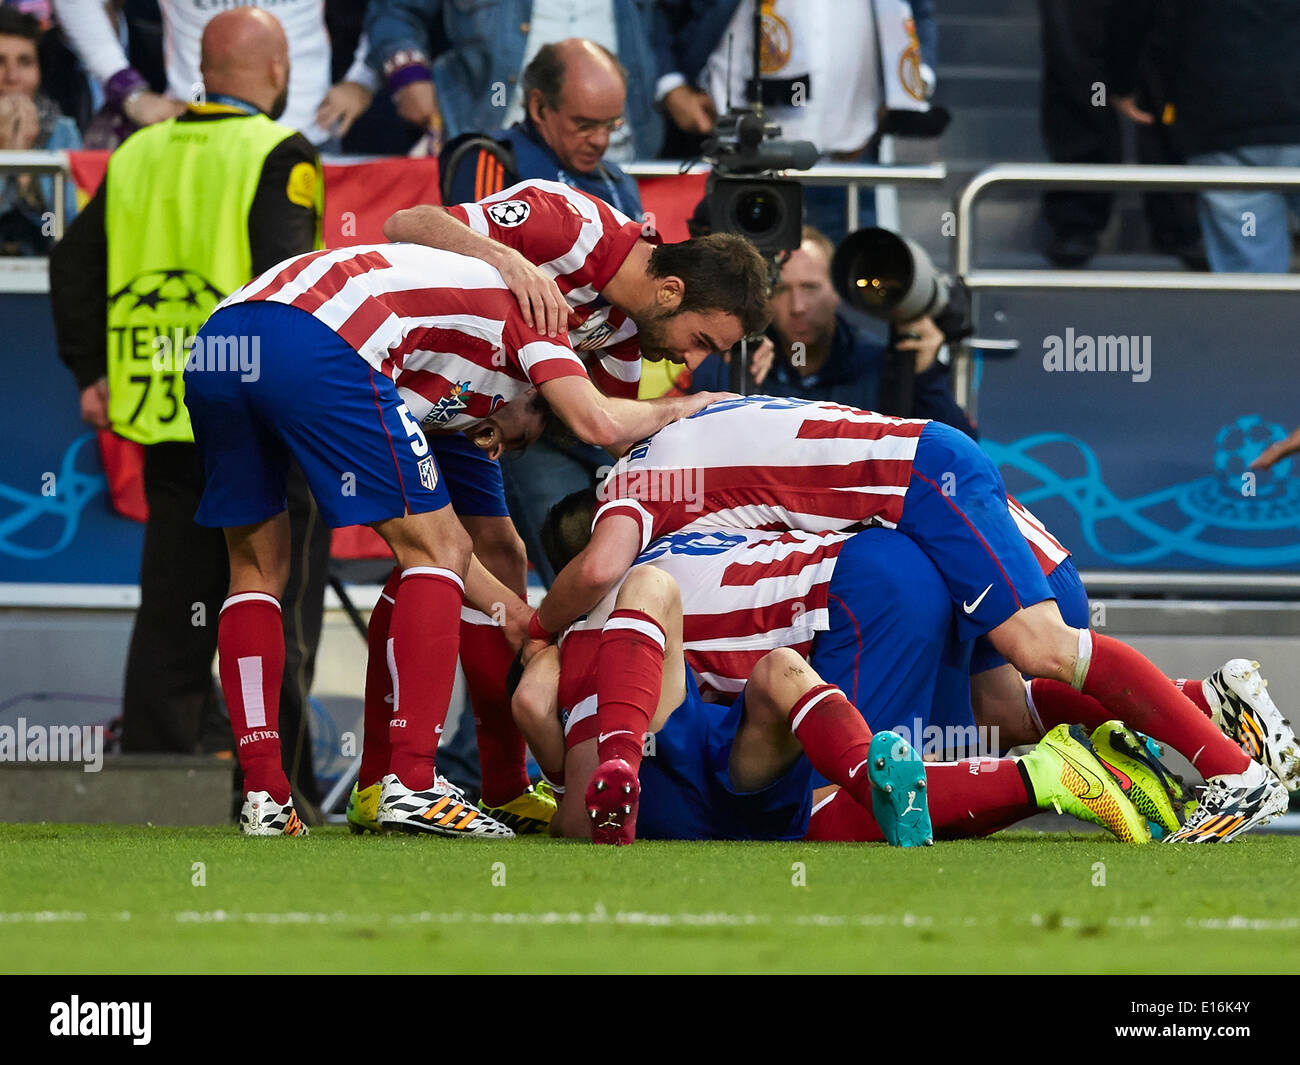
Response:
[1110,0,1300,157]
[686,305,977,438]
[442,117,643,219]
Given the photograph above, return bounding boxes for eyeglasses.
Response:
[566,115,625,136]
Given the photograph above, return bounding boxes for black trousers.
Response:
[1037,0,1198,246]
[120,443,330,805]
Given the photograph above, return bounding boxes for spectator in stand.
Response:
[1038,0,1203,269]
[364,0,706,160]
[0,5,78,255]
[655,0,939,240]
[441,39,640,217]
[681,226,975,436]
[50,0,378,147]
[1114,0,1300,273]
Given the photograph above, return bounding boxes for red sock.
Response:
[461,612,530,806]
[804,759,1034,842]
[358,566,401,790]
[219,593,289,803]
[787,685,875,809]
[1174,678,1213,718]
[595,609,665,770]
[1029,678,1112,732]
[1080,632,1248,778]
[385,567,464,790]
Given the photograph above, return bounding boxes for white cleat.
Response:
[1165,760,1288,843]
[1203,659,1300,791]
[377,773,515,838]
[239,790,309,837]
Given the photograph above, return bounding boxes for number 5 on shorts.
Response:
[397,403,429,457]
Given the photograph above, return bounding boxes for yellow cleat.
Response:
[346,782,382,835]
[1019,724,1151,843]
[479,783,558,835]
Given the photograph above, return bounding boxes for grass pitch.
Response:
[2,824,1297,974]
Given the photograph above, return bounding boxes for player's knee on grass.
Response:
[988,601,1079,685]
[614,565,680,625]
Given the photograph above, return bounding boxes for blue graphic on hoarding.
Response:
[0,434,106,561]
[986,416,1300,567]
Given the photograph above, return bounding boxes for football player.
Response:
[530,397,1290,842]
[183,241,743,836]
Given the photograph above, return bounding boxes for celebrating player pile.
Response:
[524,396,1298,845]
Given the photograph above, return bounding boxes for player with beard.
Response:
[343,182,768,835]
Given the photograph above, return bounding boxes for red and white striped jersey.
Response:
[559,527,855,735]
[592,396,927,549]
[217,243,589,433]
[1007,495,1070,574]
[445,179,652,400]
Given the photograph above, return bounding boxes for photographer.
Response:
[678,226,976,437]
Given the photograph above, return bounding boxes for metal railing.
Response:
[956,162,1300,290]
[952,162,1300,411]
[0,149,69,240]
[628,160,947,234]
[954,163,1300,596]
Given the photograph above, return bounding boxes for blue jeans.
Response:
[1188,144,1300,272]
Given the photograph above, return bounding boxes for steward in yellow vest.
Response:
[52,96,322,442]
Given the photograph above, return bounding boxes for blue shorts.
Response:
[427,433,509,517]
[899,421,1054,640]
[809,527,955,733]
[637,672,813,842]
[807,526,968,784]
[969,556,1089,675]
[185,302,507,527]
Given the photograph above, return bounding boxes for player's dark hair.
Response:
[648,233,773,337]
[0,6,41,43]
[523,40,626,114]
[540,484,600,575]
[505,650,526,702]
[525,390,558,442]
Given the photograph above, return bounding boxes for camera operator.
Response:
[678,225,975,437]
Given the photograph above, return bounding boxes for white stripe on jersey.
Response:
[461,202,489,234]
[1007,497,1070,570]
[598,352,642,382]
[518,340,586,376]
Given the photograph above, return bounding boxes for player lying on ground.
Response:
[184,239,745,837]
[348,182,771,834]
[527,396,1291,842]
[512,564,1162,846]
[534,491,1283,843]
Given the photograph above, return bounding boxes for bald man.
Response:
[51,6,330,834]
[440,39,642,219]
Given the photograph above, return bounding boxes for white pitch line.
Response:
[3,910,1300,932]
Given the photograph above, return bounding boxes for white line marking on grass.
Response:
[4,910,1298,932]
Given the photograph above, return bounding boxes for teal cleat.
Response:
[866,731,933,847]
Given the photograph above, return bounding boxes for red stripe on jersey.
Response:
[378,285,517,324]
[395,371,516,426]
[796,417,927,441]
[289,250,393,315]
[240,248,331,303]
[719,535,849,586]
[390,324,503,373]
[336,298,396,357]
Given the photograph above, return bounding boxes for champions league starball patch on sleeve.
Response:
[487,200,531,227]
